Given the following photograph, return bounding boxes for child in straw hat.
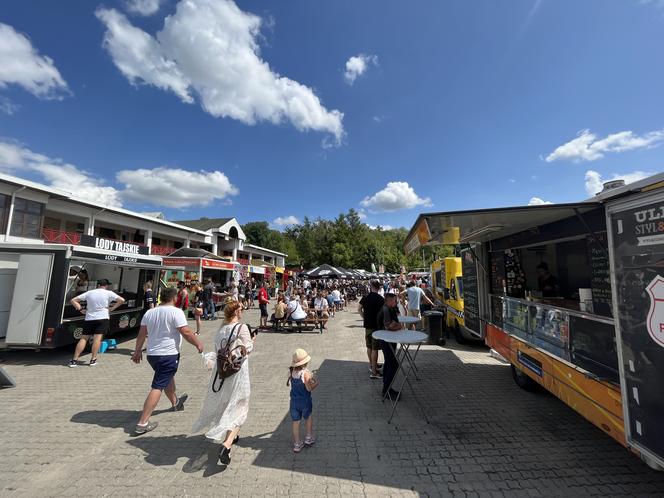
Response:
[287,348,319,453]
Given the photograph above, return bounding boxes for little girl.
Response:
[287,348,319,453]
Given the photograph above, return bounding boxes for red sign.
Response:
[202,259,235,270]
[163,258,200,267]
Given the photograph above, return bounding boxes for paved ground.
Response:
[1,302,664,497]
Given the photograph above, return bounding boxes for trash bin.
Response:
[423,310,445,345]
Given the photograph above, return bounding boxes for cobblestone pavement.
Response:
[2,302,664,497]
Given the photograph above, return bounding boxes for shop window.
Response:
[10,197,43,238]
[152,236,162,245]
[0,194,8,233]
[64,220,85,233]
[98,227,116,239]
[174,241,183,248]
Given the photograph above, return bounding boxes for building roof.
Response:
[174,218,233,231]
[0,172,209,236]
[243,243,287,257]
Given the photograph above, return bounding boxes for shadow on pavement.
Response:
[70,408,173,435]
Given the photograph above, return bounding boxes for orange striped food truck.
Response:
[405,172,664,470]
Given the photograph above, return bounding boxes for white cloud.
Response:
[117,167,238,208]
[0,140,121,206]
[0,140,239,209]
[546,129,664,163]
[528,197,553,206]
[369,224,395,230]
[273,215,300,226]
[584,169,654,197]
[0,22,70,99]
[357,209,368,220]
[0,97,19,115]
[360,181,432,212]
[97,1,344,144]
[126,0,164,16]
[344,54,378,85]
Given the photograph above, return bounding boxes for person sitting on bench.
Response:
[286,297,307,325]
[271,294,288,330]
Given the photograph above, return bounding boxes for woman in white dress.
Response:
[192,301,254,466]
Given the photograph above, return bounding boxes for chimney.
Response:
[601,179,625,193]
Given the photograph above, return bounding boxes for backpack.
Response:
[212,323,248,392]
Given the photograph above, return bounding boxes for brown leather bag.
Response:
[212,323,247,393]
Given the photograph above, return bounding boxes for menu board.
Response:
[461,247,480,335]
[610,195,664,465]
[586,232,612,317]
[490,251,505,294]
[505,249,526,297]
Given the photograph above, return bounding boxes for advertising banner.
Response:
[610,195,664,466]
[80,235,149,256]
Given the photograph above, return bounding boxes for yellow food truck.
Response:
[431,256,480,343]
[405,172,664,470]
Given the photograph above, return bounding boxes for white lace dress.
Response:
[191,322,253,442]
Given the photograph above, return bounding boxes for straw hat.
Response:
[291,348,311,368]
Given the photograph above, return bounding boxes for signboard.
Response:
[610,195,664,467]
[405,218,431,254]
[71,250,161,266]
[201,259,235,270]
[248,265,266,275]
[162,258,201,268]
[490,251,506,295]
[80,235,149,256]
[586,232,612,317]
[461,247,480,336]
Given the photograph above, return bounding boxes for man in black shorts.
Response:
[358,280,385,379]
[69,279,125,367]
[257,281,270,328]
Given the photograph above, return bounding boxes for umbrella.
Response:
[303,264,345,279]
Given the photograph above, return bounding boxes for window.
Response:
[0,194,8,233]
[10,197,43,238]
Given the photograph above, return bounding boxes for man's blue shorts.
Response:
[290,398,313,421]
[147,354,180,390]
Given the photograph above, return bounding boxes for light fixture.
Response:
[460,224,504,243]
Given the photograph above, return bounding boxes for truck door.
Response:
[608,192,664,469]
[6,253,54,346]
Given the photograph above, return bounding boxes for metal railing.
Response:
[41,227,82,245]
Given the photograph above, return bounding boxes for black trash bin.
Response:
[423,310,445,345]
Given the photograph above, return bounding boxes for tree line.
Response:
[242,209,450,273]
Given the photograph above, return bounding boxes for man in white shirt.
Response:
[401,281,433,321]
[287,298,307,321]
[313,290,329,329]
[69,279,125,367]
[131,287,204,435]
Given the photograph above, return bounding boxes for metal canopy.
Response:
[407,202,601,252]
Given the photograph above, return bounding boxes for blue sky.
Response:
[0,0,663,230]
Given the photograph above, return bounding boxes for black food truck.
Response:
[0,236,165,349]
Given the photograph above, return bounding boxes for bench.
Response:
[267,316,328,334]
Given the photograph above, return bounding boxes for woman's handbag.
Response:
[212,323,248,392]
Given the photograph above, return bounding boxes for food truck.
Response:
[0,236,164,349]
[431,256,481,342]
[405,172,664,470]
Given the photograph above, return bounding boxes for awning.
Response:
[405,202,601,253]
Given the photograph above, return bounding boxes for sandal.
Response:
[293,441,304,453]
[304,435,316,446]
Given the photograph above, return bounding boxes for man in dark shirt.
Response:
[358,280,385,379]
[202,278,216,320]
[376,293,403,400]
[536,262,560,298]
[143,281,155,311]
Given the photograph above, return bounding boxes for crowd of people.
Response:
[68,271,436,466]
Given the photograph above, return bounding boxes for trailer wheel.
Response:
[511,365,539,392]
[453,321,466,344]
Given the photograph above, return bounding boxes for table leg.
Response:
[384,343,429,424]
[401,344,421,380]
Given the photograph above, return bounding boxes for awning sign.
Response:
[202,259,235,270]
[163,258,200,268]
[248,265,266,275]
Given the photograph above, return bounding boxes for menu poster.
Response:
[490,251,506,294]
[505,249,526,297]
[586,232,612,317]
[611,196,664,464]
[461,247,480,335]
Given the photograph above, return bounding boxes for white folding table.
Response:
[372,330,429,424]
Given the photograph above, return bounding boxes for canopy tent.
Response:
[303,264,345,278]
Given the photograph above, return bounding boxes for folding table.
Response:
[372,330,429,424]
